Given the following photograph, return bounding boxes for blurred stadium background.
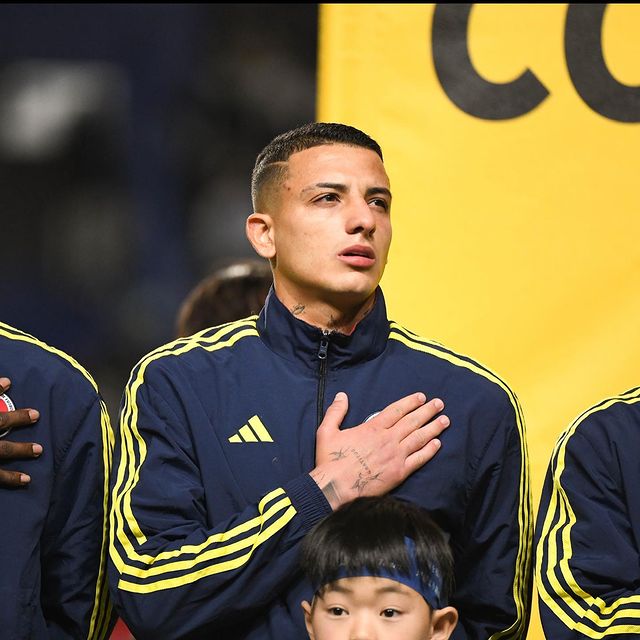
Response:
[0,4,318,422]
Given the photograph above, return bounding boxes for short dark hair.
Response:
[299,495,455,606]
[175,259,272,337]
[251,122,383,210]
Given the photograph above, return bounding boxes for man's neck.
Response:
[275,287,377,336]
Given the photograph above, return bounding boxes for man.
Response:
[108,122,532,639]
[535,385,640,638]
[0,322,115,638]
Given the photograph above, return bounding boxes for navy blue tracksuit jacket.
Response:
[0,322,115,639]
[108,287,532,639]
[536,386,640,638]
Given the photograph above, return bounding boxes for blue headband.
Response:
[315,537,446,610]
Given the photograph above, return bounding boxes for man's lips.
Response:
[338,245,376,267]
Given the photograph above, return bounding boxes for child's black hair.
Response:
[299,495,455,605]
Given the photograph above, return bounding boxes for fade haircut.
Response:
[251,122,384,211]
[299,495,455,606]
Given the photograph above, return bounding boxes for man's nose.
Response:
[345,200,376,236]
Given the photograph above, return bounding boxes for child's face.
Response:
[301,576,457,640]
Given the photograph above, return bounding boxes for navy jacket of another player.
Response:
[0,322,115,639]
[536,386,640,639]
[108,287,532,640]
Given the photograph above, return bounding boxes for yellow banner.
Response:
[318,4,640,638]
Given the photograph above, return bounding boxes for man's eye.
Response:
[370,198,389,210]
[329,606,347,616]
[381,608,400,618]
[318,193,339,203]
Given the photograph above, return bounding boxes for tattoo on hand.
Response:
[330,448,348,461]
[292,304,305,315]
[352,471,382,494]
[350,447,372,476]
[321,481,340,507]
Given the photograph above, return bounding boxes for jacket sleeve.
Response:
[108,360,331,639]
[452,396,533,640]
[40,384,116,640]
[535,396,640,639]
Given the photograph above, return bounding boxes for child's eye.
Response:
[381,608,400,618]
[329,606,347,616]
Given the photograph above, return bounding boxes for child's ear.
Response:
[301,600,315,640]
[430,605,458,639]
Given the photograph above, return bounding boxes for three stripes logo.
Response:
[228,415,274,443]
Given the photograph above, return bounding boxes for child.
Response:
[300,495,458,640]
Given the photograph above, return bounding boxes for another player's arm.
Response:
[41,382,116,639]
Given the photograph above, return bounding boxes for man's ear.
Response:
[301,600,315,640]
[246,212,276,259]
[430,606,458,640]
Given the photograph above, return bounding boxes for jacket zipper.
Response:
[316,329,330,426]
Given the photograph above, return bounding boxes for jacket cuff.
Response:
[285,473,332,533]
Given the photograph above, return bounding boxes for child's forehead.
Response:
[320,575,420,598]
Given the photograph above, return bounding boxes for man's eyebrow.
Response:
[300,184,392,200]
[365,187,392,200]
[301,182,348,194]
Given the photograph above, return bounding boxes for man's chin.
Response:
[324,284,378,309]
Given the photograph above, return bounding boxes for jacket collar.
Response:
[257,286,390,370]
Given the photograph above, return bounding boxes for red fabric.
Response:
[109,618,135,640]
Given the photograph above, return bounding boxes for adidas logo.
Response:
[228,415,274,443]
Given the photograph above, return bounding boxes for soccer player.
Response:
[108,122,531,639]
[535,385,640,638]
[0,322,115,638]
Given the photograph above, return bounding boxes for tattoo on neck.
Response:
[292,304,305,316]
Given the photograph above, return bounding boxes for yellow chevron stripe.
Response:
[0,322,100,393]
[111,486,287,570]
[117,506,296,593]
[536,388,640,635]
[239,424,258,442]
[248,415,273,442]
[86,400,115,639]
[228,416,274,443]
[389,324,531,640]
[119,496,292,578]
